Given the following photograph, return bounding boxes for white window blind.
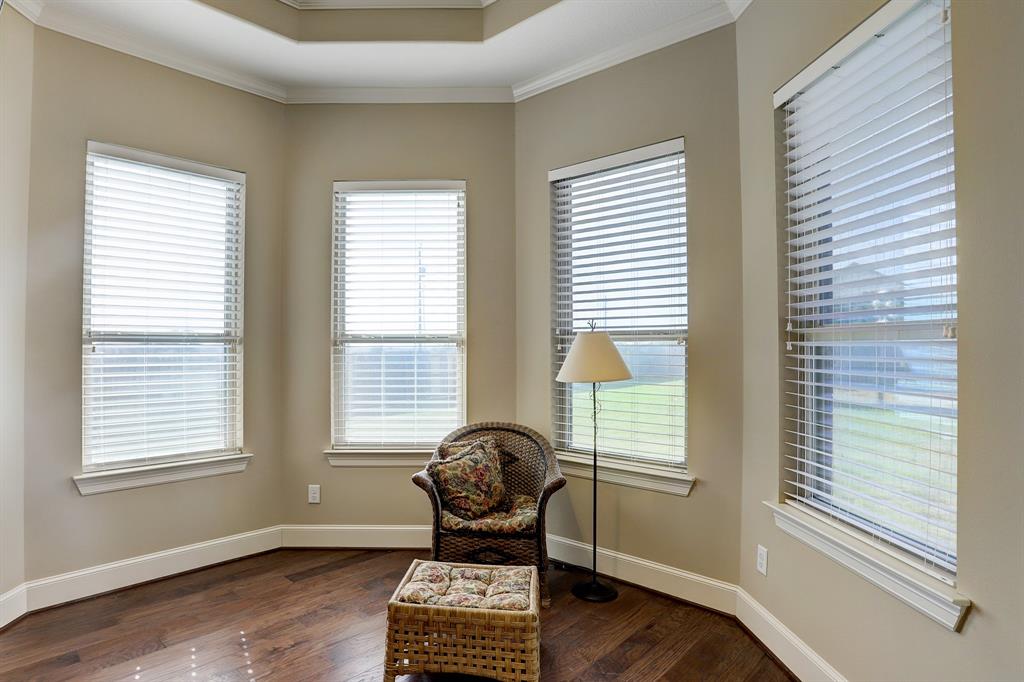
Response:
[551,140,687,466]
[781,0,957,572]
[83,143,244,471]
[331,181,466,448]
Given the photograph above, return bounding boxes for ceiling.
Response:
[8,0,751,103]
[277,1,498,7]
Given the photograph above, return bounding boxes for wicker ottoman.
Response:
[383,559,540,682]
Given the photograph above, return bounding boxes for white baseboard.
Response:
[1,526,283,629]
[0,583,27,629]
[0,524,843,682]
[546,534,738,614]
[281,524,431,548]
[736,588,847,682]
[26,526,282,612]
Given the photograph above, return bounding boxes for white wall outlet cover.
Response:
[756,544,768,576]
[308,484,321,504]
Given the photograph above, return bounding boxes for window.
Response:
[551,139,687,467]
[331,181,466,448]
[82,142,244,471]
[780,0,957,572]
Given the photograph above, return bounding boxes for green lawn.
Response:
[568,379,686,462]
[814,399,957,563]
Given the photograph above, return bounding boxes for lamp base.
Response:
[571,578,618,603]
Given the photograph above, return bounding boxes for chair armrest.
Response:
[537,474,566,513]
[412,470,442,521]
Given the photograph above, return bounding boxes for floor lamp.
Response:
[556,328,631,602]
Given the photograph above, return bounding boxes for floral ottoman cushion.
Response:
[396,562,533,611]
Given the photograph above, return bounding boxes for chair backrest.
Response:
[436,422,554,499]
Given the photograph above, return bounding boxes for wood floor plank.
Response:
[585,599,716,680]
[744,654,796,682]
[0,651,81,681]
[541,587,662,680]
[657,618,768,682]
[0,550,795,681]
[284,550,382,582]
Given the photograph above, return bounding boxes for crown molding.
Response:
[286,85,513,103]
[276,0,494,8]
[512,2,735,101]
[31,1,288,102]
[5,0,44,22]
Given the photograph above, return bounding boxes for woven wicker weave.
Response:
[412,422,566,607]
[383,559,541,682]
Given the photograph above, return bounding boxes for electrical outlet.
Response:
[308,484,321,504]
[756,544,768,576]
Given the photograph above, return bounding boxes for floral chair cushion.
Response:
[396,562,532,611]
[428,441,507,520]
[440,494,538,534]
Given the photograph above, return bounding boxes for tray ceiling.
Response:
[7,0,751,103]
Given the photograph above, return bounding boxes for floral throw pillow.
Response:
[428,442,507,520]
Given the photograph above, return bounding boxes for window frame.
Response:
[768,0,970,632]
[80,141,246,474]
[548,138,689,475]
[777,0,958,576]
[329,179,468,452]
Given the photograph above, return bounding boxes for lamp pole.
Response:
[570,376,618,602]
[590,381,598,587]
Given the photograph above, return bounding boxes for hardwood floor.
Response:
[0,550,794,681]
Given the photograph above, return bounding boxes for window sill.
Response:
[72,453,253,496]
[556,450,695,497]
[765,500,971,631]
[324,449,433,468]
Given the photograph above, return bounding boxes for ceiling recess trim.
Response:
[724,0,753,20]
[512,2,736,101]
[6,0,45,22]
[287,86,513,104]
[275,0,496,8]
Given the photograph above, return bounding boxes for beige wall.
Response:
[735,1,1024,680]
[22,28,288,579]
[513,25,744,582]
[8,8,1024,679]
[281,103,516,524]
[0,7,34,595]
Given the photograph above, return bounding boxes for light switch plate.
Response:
[308,484,321,504]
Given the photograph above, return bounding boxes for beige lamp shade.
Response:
[556,331,632,383]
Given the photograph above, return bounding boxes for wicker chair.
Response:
[412,421,566,606]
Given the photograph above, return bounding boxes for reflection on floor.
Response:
[0,549,794,681]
